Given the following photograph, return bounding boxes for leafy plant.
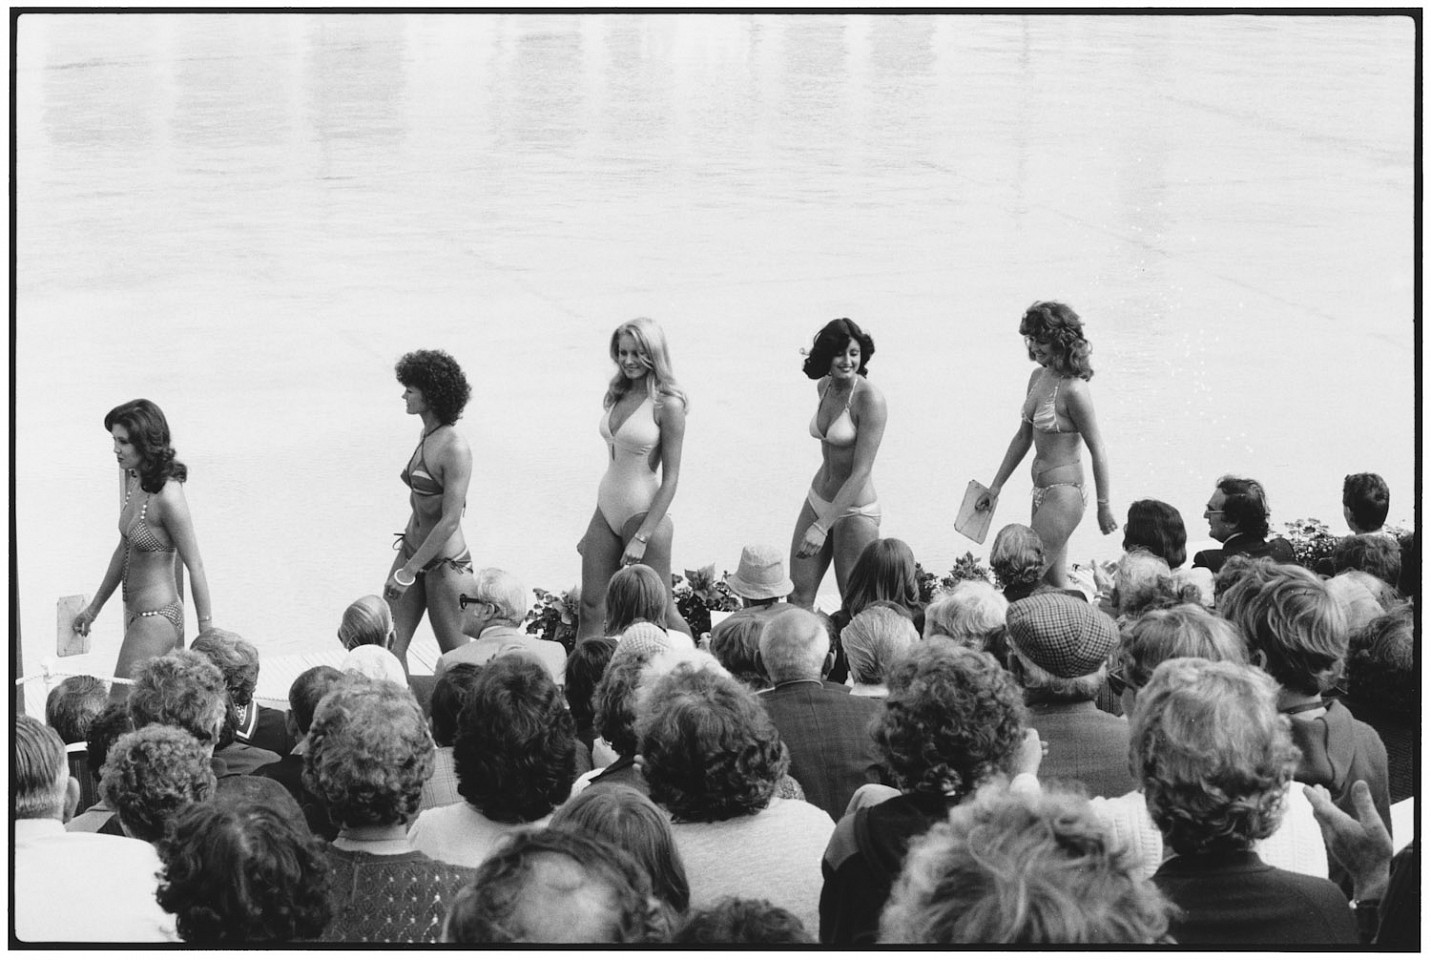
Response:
[1282,518,1340,570]
[915,553,995,603]
[672,565,740,637]
[525,585,580,652]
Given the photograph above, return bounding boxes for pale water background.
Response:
[14,13,1415,681]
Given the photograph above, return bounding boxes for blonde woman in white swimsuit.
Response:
[577,318,692,641]
[979,301,1117,588]
[789,318,888,609]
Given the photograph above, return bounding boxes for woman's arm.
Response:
[623,397,686,565]
[978,370,1039,510]
[1064,379,1116,534]
[390,434,473,588]
[161,482,215,627]
[797,383,887,556]
[73,540,127,635]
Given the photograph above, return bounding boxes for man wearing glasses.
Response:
[1191,476,1296,575]
[434,567,567,686]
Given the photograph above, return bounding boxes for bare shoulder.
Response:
[854,376,887,413]
[655,393,688,428]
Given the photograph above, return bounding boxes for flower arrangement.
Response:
[1282,518,1340,570]
[525,585,580,652]
[672,565,741,637]
[915,553,995,604]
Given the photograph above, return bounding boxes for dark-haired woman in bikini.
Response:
[978,301,1117,588]
[73,399,215,689]
[384,349,474,670]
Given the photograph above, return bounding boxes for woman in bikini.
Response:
[978,301,1116,588]
[384,349,473,669]
[72,399,215,688]
[576,318,692,641]
[789,318,888,609]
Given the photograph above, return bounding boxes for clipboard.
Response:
[58,594,91,656]
[955,480,996,545]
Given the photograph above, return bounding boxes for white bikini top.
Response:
[810,379,858,447]
[601,395,659,457]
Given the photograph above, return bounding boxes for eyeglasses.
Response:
[1204,507,1225,516]
[1106,664,1140,698]
[458,594,486,610]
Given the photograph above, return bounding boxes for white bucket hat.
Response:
[725,544,795,601]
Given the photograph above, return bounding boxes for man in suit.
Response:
[1005,593,1134,799]
[757,608,883,820]
[1191,475,1296,575]
[435,568,566,685]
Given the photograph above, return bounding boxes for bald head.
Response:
[758,608,830,684]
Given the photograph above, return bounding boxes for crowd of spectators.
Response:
[12,471,1417,945]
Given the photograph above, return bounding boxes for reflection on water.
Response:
[15,13,1414,669]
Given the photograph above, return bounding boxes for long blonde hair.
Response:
[604,317,688,412]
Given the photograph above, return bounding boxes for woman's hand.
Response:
[1012,727,1046,778]
[795,524,827,559]
[1097,502,1118,535]
[1091,558,1115,596]
[385,569,416,603]
[621,536,649,567]
[72,605,98,637]
[976,486,1000,513]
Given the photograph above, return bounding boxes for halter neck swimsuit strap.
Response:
[810,379,858,447]
[126,491,174,554]
[401,430,445,498]
[1023,377,1065,434]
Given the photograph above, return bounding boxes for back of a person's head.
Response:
[1332,533,1402,587]
[605,563,669,632]
[843,537,920,615]
[338,594,393,651]
[1343,472,1390,532]
[874,644,1026,799]
[303,677,434,829]
[443,829,666,943]
[757,607,830,684]
[15,714,67,820]
[86,701,136,783]
[128,648,228,745]
[550,784,690,914]
[1130,657,1300,856]
[923,581,1008,647]
[1224,565,1346,695]
[190,629,261,707]
[637,661,787,822]
[565,637,618,729]
[1117,604,1246,689]
[842,603,918,685]
[469,567,530,625]
[287,664,344,737]
[675,897,814,944]
[1347,602,1415,716]
[454,654,575,822]
[879,785,1172,944]
[707,616,768,689]
[990,524,1046,592]
[1216,474,1273,538]
[430,662,483,748]
[213,775,309,827]
[156,798,331,943]
[102,725,218,843]
[1122,499,1188,569]
[45,675,108,745]
[1114,549,1192,619]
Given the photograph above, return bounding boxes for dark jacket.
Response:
[255,754,339,841]
[1028,699,1137,798]
[235,704,296,757]
[1191,532,1296,575]
[759,680,885,821]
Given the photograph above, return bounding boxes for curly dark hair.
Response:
[431,662,483,748]
[565,637,617,734]
[1019,302,1093,380]
[303,678,434,829]
[157,798,332,943]
[1122,500,1188,570]
[1332,533,1402,588]
[1343,472,1390,531]
[593,649,656,759]
[45,675,108,744]
[1130,658,1301,857]
[803,318,875,380]
[105,398,187,493]
[638,663,790,822]
[454,655,576,823]
[128,649,228,745]
[443,828,670,943]
[86,701,135,781]
[675,897,814,944]
[990,524,1046,596]
[395,349,471,425]
[101,726,217,843]
[873,645,1027,799]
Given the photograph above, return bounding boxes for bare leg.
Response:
[622,512,692,638]
[112,614,182,702]
[788,498,835,610]
[424,562,472,656]
[387,549,427,673]
[578,508,624,641]
[1032,486,1085,588]
[830,514,880,601]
